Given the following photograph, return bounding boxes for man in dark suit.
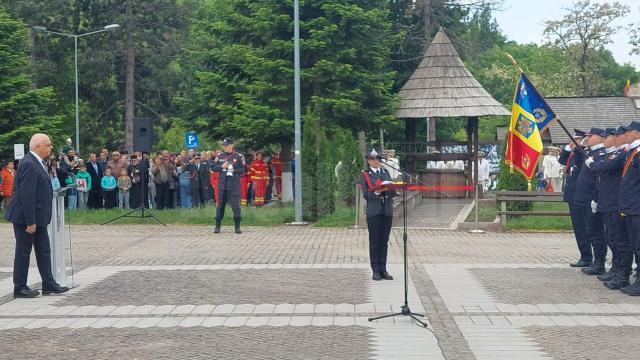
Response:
[198,155,212,206]
[87,152,103,209]
[359,149,396,281]
[5,134,69,298]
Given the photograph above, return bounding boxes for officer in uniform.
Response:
[359,149,395,281]
[617,121,640,295]
[560,129,589,267]
[587,127,632,289]
[575,128,607,275]
[212,138,246,234]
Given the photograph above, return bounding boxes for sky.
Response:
[493,0,640,69]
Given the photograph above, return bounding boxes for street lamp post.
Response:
[293,0,303,224]
[33,24,120,155]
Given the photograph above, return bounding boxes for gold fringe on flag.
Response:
[527,181,532,191]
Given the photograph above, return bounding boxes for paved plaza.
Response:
[1,224,639,359]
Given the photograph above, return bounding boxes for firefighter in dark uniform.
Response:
[359,149,396,281]
[620,121,640,295]
[559,129,589,267]
[573,128,607,276]
[587,126,633,289]
[212,138,246,234]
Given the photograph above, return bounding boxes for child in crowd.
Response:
[65,173,77,210]
[101,167,117,209]
[117,168,132,210]
[75,162,91,210]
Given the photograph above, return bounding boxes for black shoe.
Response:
[214,226,221,234]
[13,287,39,298]
[597,270,616,282]
[604,274,630,290]
[570,260,592,267]
[621,277,640,296]
[234,218,241,234]
[581,263,605,275]
[42,283,70,295]
[372,273,382,281]
[380,272,394,280]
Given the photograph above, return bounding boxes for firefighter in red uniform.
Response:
[271,152,283,199]
[209,151,221,204]
[249,152,269,207]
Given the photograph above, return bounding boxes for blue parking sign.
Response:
[185,131,199,149]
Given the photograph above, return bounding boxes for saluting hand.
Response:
[26,224,36,234]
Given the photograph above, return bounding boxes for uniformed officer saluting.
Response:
[213,138,246,234]
[360,149,396,281]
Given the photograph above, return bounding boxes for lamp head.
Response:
[33,26,47,33]
[104,24,120,31]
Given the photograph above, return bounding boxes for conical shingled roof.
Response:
[395,28,510,118]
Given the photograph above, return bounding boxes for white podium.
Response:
[47,187,69,287]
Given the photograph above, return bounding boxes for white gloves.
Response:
[585,157,594,168]
[591,200,598,214]
[565,145,572,151]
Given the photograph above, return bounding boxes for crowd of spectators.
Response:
[0,145,285,211]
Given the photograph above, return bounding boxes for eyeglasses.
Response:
[41,143,53,148]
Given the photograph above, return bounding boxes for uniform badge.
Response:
[609,154,617,160]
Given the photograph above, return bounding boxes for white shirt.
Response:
[542,154,562,178]
[478,159,490,181]
[30,151,48,174]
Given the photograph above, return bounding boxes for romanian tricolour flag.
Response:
[505,73,556,181]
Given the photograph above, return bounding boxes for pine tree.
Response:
[337,130,362,207]
[183,0,399,148]
[0,7,64,158]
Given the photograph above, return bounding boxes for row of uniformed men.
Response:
[561,121,640,295]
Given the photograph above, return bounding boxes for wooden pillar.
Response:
[405,118,417,172]
[466,118,473,198]
[471,116,480,198]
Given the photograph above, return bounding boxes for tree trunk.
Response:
[124,0,135,150]
[422,0,432,48]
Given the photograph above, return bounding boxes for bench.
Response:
[496,191,569,229]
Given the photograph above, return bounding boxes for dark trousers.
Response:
[155,182,170,210]
[103,189,117,209]
[625,215,640,268]
[581,205,606,264]
[367,215,393,274]
[605,212,632,275]
[13,224,55,289]
[215,188,241,224]
[190,185,201,207]
[88,188,103,209]
[569,203,592,262]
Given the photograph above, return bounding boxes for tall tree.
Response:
[181,0,399,149]
[0,7,64,158]
[3,0,191,153]
[543,0,630,96]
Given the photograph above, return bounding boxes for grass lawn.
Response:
[465,200,498,222]
[0,203,357,227]
[506,202,572,231]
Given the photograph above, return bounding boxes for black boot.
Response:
[621,275,640,296]
[604,271,631,290]
[581,261,605,275]
[597,267,617,282]
[214,220,221,234]
[234,218,241,234]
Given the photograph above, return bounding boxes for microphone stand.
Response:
[368,160,450,328]
[102,146,165,225]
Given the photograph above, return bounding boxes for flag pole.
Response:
[505,53,588,162]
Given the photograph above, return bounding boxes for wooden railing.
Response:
[496,191,568,229]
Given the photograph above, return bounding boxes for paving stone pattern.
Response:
[58,269,369,306]
[0,326,372,360]
[472,268,640,305]
[526,326,637,360]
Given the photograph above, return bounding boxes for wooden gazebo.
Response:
[393,28,510,197]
